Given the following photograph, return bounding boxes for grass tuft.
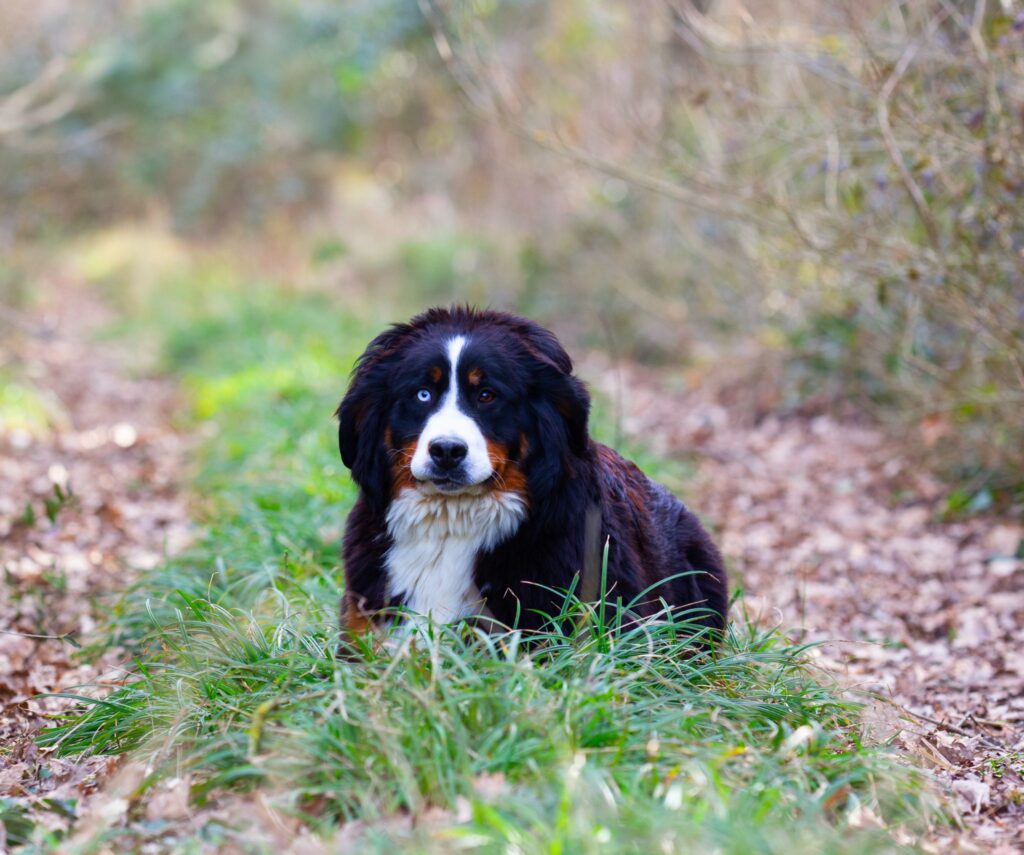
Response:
[39,263,942,851]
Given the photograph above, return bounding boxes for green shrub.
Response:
[432,1,1024,503]
[33,266,941,852]
[0,0,428,233]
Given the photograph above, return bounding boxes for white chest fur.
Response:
[385,487,527,623]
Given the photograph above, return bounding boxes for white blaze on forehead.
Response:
[410,335,493,485]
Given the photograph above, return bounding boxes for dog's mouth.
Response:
[415,472,490,496]
[428,476,463,492]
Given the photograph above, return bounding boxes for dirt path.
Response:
[3,297,1022,851]
[588,359,1024,852]
[0,285,190,845]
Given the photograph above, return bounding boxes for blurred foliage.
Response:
[2,0,1023,504]
[0,373,62,437]
[428,0,1024,505]
[0,0,428,233]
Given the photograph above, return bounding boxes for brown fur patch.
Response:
[487,438,529,501]
[344,596,373,633]
[390,438,419,496]
[467,367,483,386]
[596,444,650,529]
[429,365,442,383]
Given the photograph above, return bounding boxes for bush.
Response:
[5,0,1022,501]
[429,1,1024,503]
[0,0,428,234]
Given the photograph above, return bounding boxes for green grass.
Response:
[0,371,65,437]
[34,268,941,853]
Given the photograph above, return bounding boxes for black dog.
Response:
[337,307,727,637]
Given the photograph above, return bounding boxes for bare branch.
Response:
[875,11,946,252]
[0,55,88,138]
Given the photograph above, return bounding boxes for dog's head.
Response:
[337,307,590,514]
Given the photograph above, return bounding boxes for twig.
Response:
[417,0,815,240]
[0,57,67,121]
[902,707,1003,750]
[875,11,946,252]
[0,628,80,647]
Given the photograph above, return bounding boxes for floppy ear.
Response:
[526,371,591,500]
[514,317,590,455]
[542,368,590,457]
[336,390,363,472]
[521,321,591,500]
[506,316,575,374]
[336,323,413,512]
[336,378,389,510]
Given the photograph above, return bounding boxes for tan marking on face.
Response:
[429,365,443,383]
[390,438,419,496]
[467,367,483,386]
[486,438,529,502]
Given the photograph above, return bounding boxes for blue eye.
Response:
[417,388,432,403]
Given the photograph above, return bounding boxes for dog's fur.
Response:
[337,307,727,637]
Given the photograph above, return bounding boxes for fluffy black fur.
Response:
[337,306,727,636]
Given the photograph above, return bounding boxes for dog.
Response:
[336,306,727,639]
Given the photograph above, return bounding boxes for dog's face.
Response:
[394,334,520,493]
[337,308,591,512]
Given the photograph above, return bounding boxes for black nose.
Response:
[428,438,468,471]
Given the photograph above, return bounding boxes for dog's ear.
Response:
[541,368,590,457]
[507,316,575,375]
[336,380,389,510]
[515,318,590,455]
[526,372,591,500]
[520,320,591,499]
[336,323,413,511]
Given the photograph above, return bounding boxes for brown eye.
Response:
[478,389,495,404]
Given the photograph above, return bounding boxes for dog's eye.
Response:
[478,389,496,404]
[416,388,432,403]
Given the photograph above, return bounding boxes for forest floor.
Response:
[2,286,1023,852]
[0,285,192,846]
[586,357,1024,852]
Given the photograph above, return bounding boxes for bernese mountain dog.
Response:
[337,307,727,640]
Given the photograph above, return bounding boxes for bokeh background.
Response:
[3,3,1024,849]
[2,0,1023,506]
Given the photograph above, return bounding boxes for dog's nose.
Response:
[428,438,468,471]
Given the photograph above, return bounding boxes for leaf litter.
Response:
[1,288,191,846]
[2,296,1022,851]
[586,354,1024,853]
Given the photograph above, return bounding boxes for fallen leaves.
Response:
[2,299,1022,850]
[586,355,1024,851]
[953,776,991,815]
[1,288,191,846]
